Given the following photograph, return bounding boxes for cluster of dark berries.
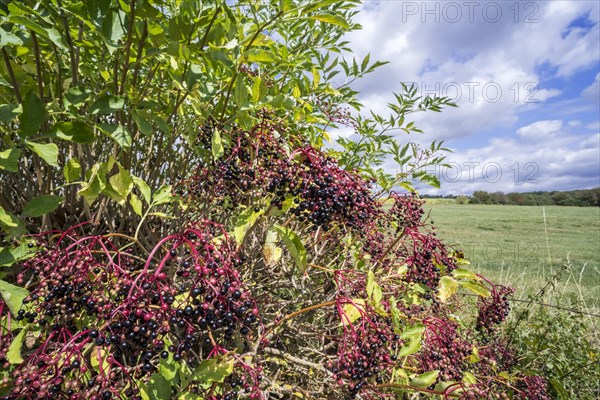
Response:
[388,192,426,231]
[419,318,471,382]
[290,147,380,231]
[184,120,381,232]
[476,285,514,333]
[400,231,457,288]
[2,222,263,399]
[515,376,551,400]
[331,312,401,399]
[184,116,298,210]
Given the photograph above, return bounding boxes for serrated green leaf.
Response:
[0,104,22,123]
[243,49,276,63]
[463,371,477,385]
[0,279,29,316]
[192,356,234,383]
[63,157,82,182]
[410,370,439,389]
[452,268,477,279]
[159,352,179,382]
[0,206,19,228]
[97,123,132,148]
[23,195,62,217]
[109,166,133,205]
[141,373,171,400]
[130,193,143,216]
[234,207,264,245]
[459,280,491,297]
[26,141,59,168]
[366,271,375,298]
[234,74,248,105]
[398,334,421,357]
[272,224,307,272]
[401,323,425,340]
[47,120,95,143]
[19,92,46,137]
[133,176,151,204]
[0,242,35,267]
[0,147,21,172]
[7,328,26,364]
[78,163,106,206]
[211,129,224,160]
[309,13,349,29]
[152,185,172,205]
[251,77,263,102]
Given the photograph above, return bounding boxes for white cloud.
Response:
[582,72,600,103]
[341,1,599,142]
[417,120,600,195]
[516,120,563,141]
[586,121,600,130]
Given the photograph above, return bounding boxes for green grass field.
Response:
[423,204,600,309]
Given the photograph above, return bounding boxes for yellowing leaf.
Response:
[340,299,365,326]
[438,276,458,303]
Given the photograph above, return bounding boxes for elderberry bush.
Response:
[0,121,556,400]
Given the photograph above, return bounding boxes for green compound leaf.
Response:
[22,195,62,217]
[272,224,307,272]
[192,355,234,384]
[0,279,29,316]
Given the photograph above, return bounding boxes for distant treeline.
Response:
[422,188,600,206]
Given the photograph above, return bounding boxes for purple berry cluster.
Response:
[476,284,514,332]
[2,222,262,399]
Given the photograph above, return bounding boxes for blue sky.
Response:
[333,0,600,195]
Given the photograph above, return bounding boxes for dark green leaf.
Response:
[101,8,127,50]
[0,242,36,267]
[0,27,23,47]
[0,104,22,123]
[64,87,93,109]
[47,121,95,143]
[97,123,132,148]
[0,147,21,172]
[90,95,125,115]
[272,225,307,272]
[23,195,62,217]
[19,92,46,137]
